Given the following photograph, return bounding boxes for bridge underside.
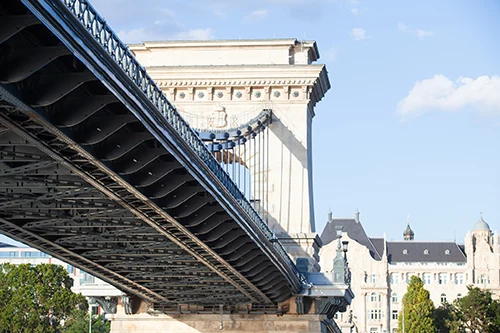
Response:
[0,0,300,311]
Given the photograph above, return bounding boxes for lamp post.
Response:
[333,226,350,285]
[88,307,92,333]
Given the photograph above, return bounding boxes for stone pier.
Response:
[109,313,333,333]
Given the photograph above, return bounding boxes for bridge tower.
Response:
[131,39,329,271]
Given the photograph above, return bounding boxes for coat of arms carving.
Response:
[208,105,228,128]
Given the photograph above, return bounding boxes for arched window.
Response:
[441,293,447,303]
[370,293,377,302]
[457,293,462,298]
[391,293,398,303]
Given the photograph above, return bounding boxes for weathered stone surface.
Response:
[108,313,329,333]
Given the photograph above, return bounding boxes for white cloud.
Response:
[351,8,359,15]
[398,22,434,40]
[174,28,215,40]
[118,26,214,43]
[245,9,269,21]
[351,28,368,41]
[397,75,500,118]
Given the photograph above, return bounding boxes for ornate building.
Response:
[319,213,499,333]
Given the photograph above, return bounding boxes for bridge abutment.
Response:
[108,303,340,333]
[109,313,332,333]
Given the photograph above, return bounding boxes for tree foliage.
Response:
[434,286,500,333]
[0,263,87,333]
[398,275,436,333]
[64,309,110,333]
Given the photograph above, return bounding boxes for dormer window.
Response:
[424,249,429,255]
[403,249,408,255]
[445,249,450,255]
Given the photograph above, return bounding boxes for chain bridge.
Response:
[0,0,352,330]
[0,0,305,309]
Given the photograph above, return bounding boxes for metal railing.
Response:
[59,0,304,285]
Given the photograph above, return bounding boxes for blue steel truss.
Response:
[0,0,305,304]
[50,0,304,284]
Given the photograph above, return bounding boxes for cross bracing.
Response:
[0,0,304,310]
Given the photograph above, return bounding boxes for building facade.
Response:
[0,243,122,315]
[319,214,500,333]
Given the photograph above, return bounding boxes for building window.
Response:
[370,328,378,333]
[20,251,49,258]
[441,293,447,303]
[370,274,377,283]
[457,293,462,298]
[370,293,378,302]
[369,310,382,320]
[392,293,398,303]
[455,273,464,285]
[91,305,99,316]
[67,265,74,274]
[423,273,432,285]
[392,310,398,320]
[445,249,450,255]
[424,249,429,255]
[0,251,19,258]
[439,273,448,285]
[390,273,399,284]
[80,271,95,285]
[480,274,487,284]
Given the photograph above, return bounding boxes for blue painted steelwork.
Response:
[40,0,305,284]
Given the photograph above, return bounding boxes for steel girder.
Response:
[0,0,300,310]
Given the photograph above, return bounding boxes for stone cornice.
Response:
[146,65,330,106]
[157,79,317,87]
[129,39,320,61]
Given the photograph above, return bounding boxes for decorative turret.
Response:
[473,215,490,232]
[403,215,414,241]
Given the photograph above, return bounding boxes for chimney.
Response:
[355,209,360,223]
[328,209,332,222]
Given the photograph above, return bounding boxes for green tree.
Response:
[64,309,110,333]
[434,302,463,333]
[398,276,436,333]
[436,286,500,333]
[0,263,87,333]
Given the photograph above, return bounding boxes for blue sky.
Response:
[1,0,499,246]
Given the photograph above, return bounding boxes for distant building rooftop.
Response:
[387,241,466,263]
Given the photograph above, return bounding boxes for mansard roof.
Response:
[387,241,466,263]
[370,238,385,257]
[320,218,383,261]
